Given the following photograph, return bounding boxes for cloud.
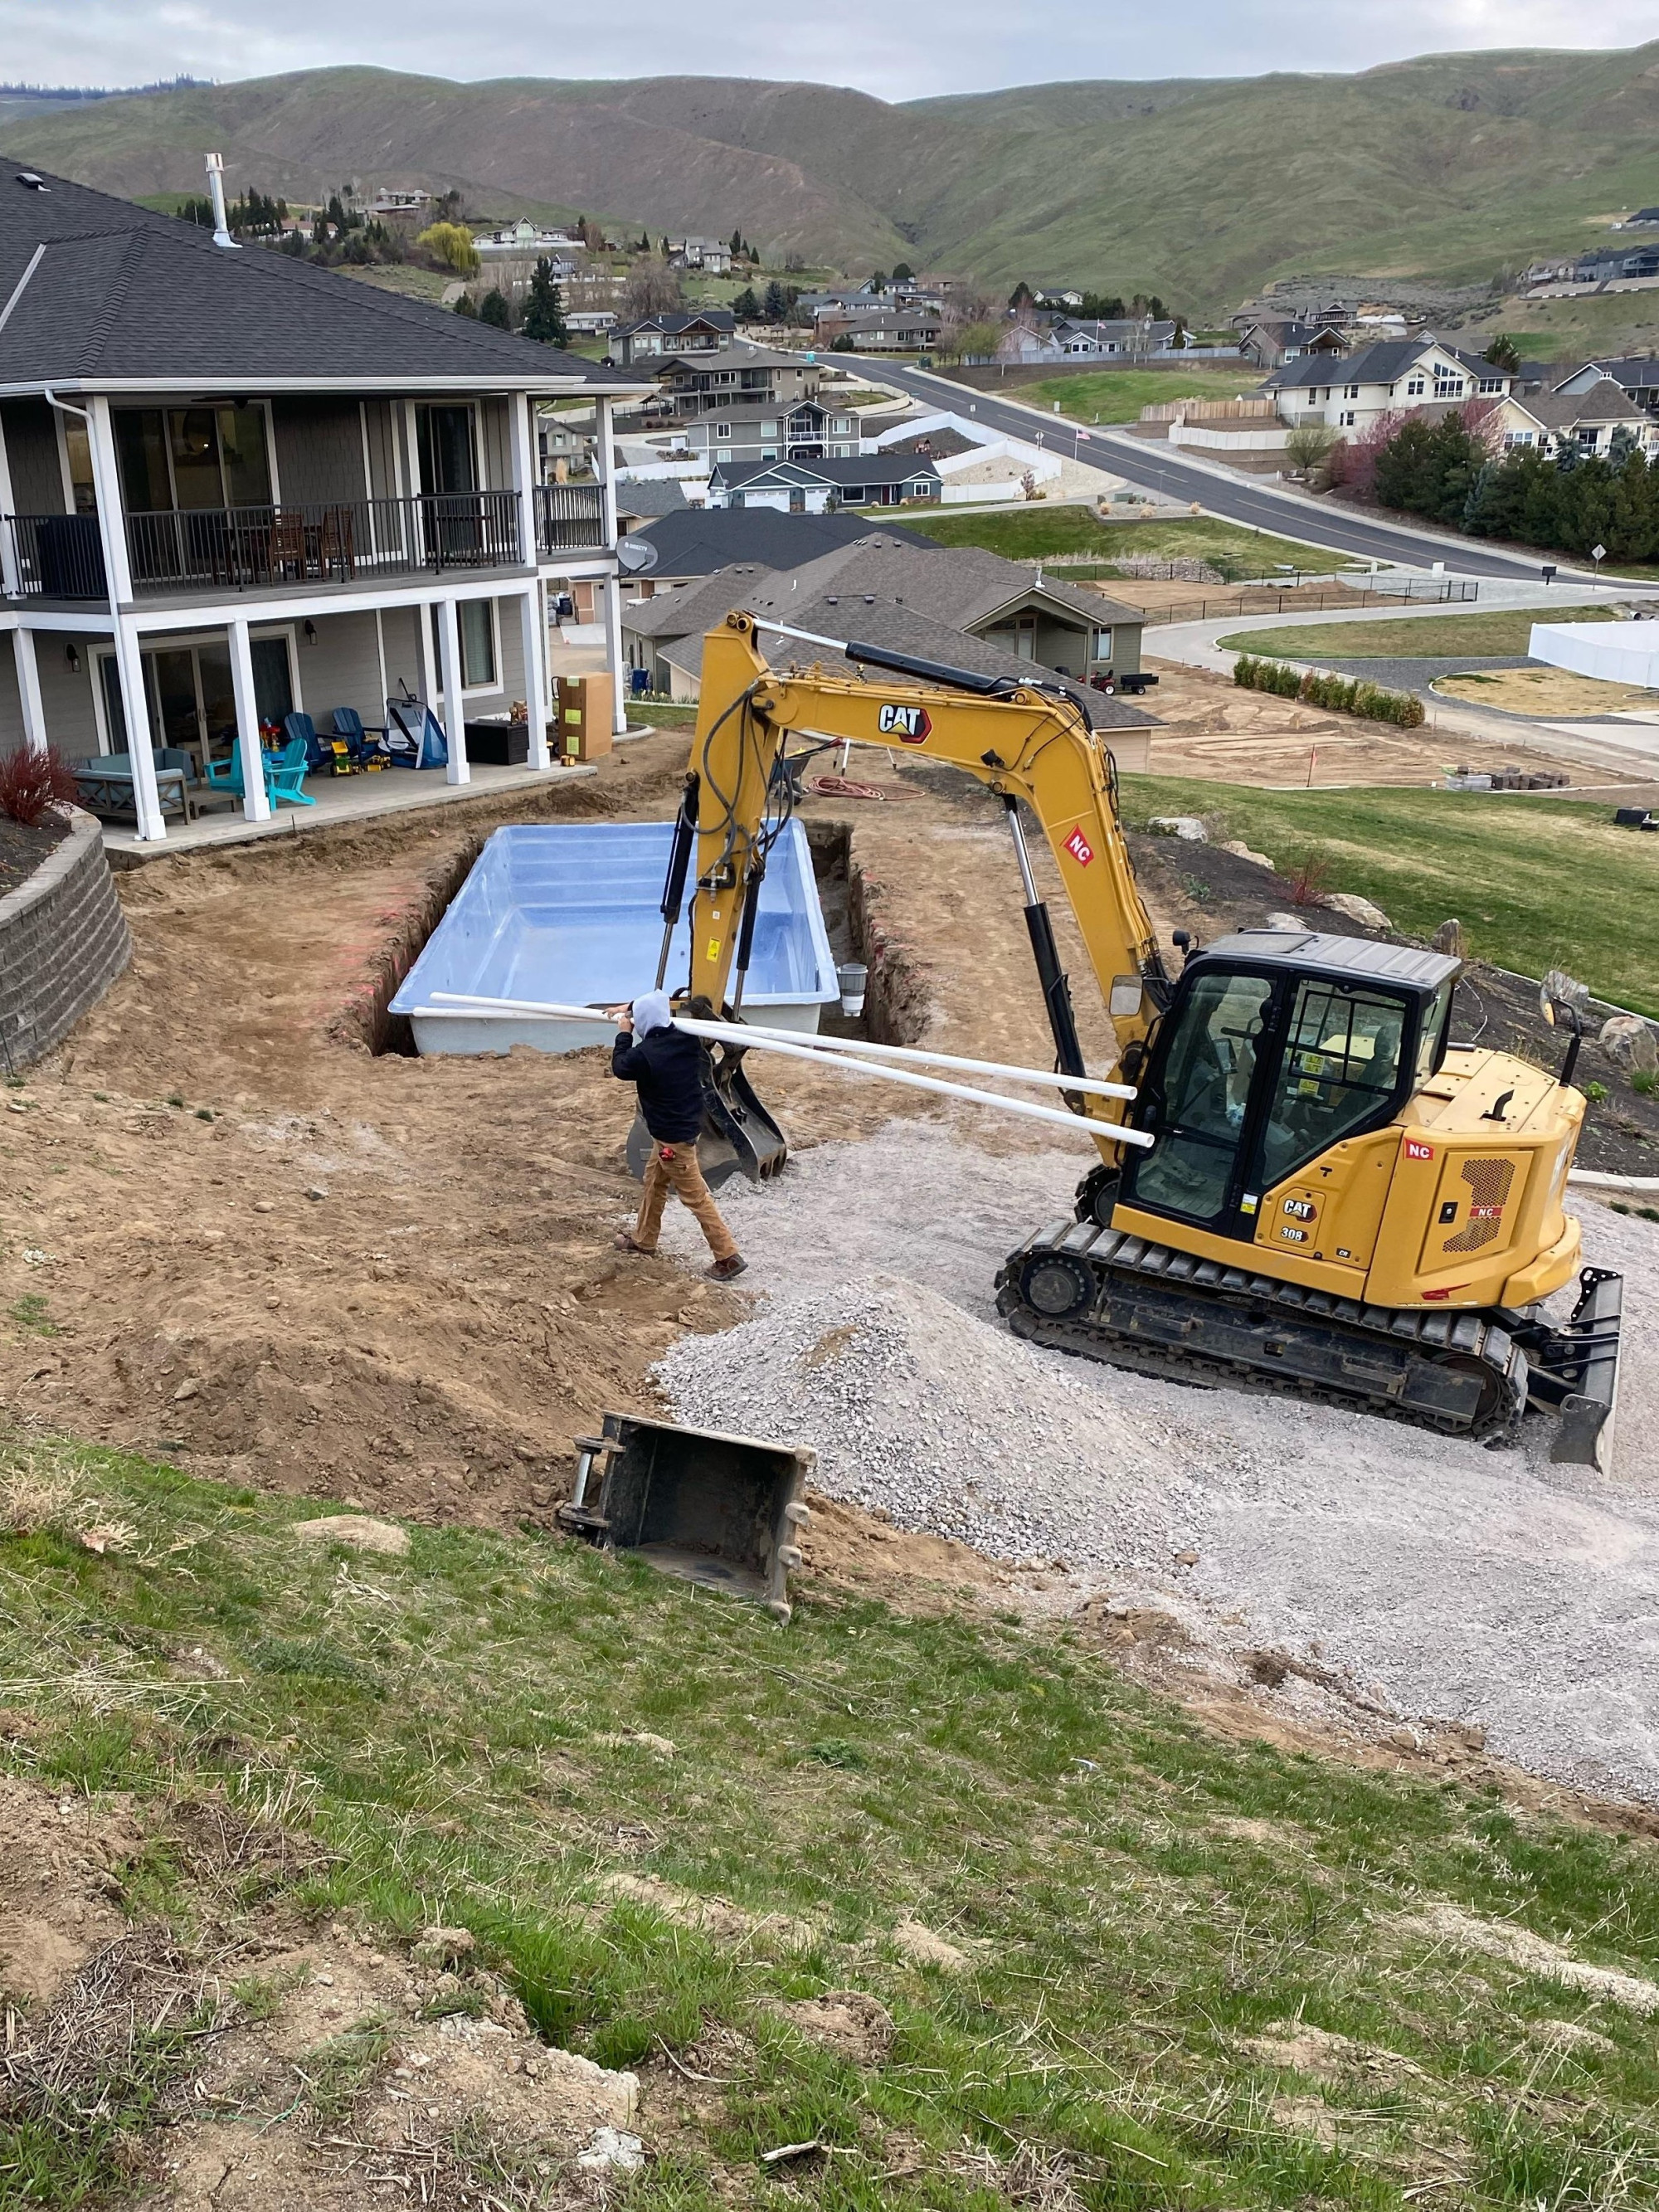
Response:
[0,0,1649,100]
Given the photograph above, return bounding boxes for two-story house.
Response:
[608,311,735,368]
[820,307,943,353]
[648,345,820,421]
[0,160,649,842]
[1493,375,1659,459]
[1552,357,1659,416]
[1264,338,1515,431]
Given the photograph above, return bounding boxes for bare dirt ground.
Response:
[1141,658,1638,790]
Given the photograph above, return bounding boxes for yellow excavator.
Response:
[655,610,1621,1467]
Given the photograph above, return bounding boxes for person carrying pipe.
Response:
[609,992,747,1280]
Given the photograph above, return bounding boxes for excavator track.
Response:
[995,1218,1529,1443]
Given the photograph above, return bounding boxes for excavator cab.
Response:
[1118,933,1456,1245]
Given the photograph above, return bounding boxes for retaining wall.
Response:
[0,807,131,1067]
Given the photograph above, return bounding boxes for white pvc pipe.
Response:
[426,991,1135,1100]
[411,996,1149,1146]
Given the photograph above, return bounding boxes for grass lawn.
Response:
[338,263,455,305]
[11,1436,1659,2206]
[919,509,1335,574]
[1214,607,1619,660]
[1122,774,1659,1014]
[1026,368,1263,423]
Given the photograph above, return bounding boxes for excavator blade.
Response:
[1523,1267,1623,1473]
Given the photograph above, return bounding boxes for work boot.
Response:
[614,1232,654,1255]
[707,1254,747,1281]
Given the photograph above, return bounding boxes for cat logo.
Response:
[878,703,931,743]
[1282,1197,1316,1221]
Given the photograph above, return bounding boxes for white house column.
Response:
[603,575,628,736]
[84,398,134,605]
[227,619,272,823]
[518,586,550,771]
[111,619,166,840]
[595,397,628,737]
[11,632,47,755]
[508,391,539,567]
[435,596,469,787]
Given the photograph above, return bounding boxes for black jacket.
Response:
[611,1024,708,1143]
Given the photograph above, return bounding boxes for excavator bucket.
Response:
[625,1037,789,1189]
[557,1412,813,1621]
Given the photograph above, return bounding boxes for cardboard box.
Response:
[557,673,614,762]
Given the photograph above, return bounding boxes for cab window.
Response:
[1258,980,1406,1190]
[1133,971,1274,1224]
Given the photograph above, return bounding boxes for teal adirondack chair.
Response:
[265,737,315,807]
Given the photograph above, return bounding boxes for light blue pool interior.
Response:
[390,820,838,1054]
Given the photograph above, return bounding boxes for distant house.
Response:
[622,538,1151,721]
[369,188,431,226]
[998,315,1175,364]
[707,453,941,513]
[1494,376,1659,459]
[613,479,690,530]
[669,237,733,275]
[1237,320,1348,370]
[476,218,581,261]
[1551,356,1659,415]
[818,307,943,353]
[609,310,735,367]
[668,395,868,468]
[648,344,820,421]
[563,308,617,338]
[1264,337,1514,431]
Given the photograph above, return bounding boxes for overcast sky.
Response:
[0,0,1650,100]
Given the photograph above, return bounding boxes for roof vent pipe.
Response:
[204,153,241,251]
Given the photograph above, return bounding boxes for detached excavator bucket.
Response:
[1520,1266,1623,1472]
[625,1035,789,1190]
[558,1412,813,1621]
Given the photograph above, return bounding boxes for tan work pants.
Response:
[635,1141,738,1262]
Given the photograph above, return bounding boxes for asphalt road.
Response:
[872,363,1596,585]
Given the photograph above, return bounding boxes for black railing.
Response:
[121,492,524,596]
[5,512,108,599]
[535,482,608,553]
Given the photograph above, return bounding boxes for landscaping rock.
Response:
[1321,891,1392,933]
[1601,1015,1659,1074]
[1148,816,1208,841]
[289,1513,410,1557]
[1220,839,1275,870]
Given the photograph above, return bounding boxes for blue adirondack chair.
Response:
[285,711,333,772]
[265,736,315,807]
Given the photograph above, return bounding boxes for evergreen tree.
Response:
[479,287,513,329]
[1482,333,1520,373]
[1009,281,1034,309]
[659,235,671,259]
[731,285,760,319]
[729,227,742,255]
[452,293,479,317]
[762,279,788,321]
[893,261,914,281]
[522,257,569,345]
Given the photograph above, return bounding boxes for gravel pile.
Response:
[648,1121,1659,1805]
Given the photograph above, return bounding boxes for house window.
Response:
[1406,376,1426,397]
[113,404,274,513]
[1433,374,1464,397]
[1345,383,1360,399]
[430,601,498,691]
[761,449,778,462]
[1340,411,1356,427]
[1478,377,1504,394]
[716,448,732,463]
[716,423,731,437]
[1092,627,1112,662]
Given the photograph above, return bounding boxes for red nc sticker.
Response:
[1404,1139,1435,1162]
[1065,826,1095,866]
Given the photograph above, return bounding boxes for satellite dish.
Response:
[617,535,659,575]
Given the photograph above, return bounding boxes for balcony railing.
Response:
[123,493,525,596]
[5,513,108,600]
[535,482,607,554]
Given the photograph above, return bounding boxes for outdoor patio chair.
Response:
[285,711,338,772]
[384,696,448,770]
[265,737,316,808]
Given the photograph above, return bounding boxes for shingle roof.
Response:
[1267,340,1428,390]
[613,310,735,337]
[1512,378,1649,430]
[713,454,941,489]
[665,600,1153,730]
[740,541,1141,633]
[654,344,809,378]
[630,511,936,582]
[623,564,779,640]
[0,158,645,392]
[614,479,689,519]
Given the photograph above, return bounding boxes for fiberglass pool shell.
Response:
[390,821,839,1055]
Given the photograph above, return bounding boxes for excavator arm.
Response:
[680,611,1168,1140]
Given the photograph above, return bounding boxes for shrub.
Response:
[0,743,79,826]
[1286,852,1332,906]
[1233,655,1423,727]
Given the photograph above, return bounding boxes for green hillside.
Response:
[3,46,1657,313]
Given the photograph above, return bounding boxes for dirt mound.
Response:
[0,1775,138,2005]
[775,1990,894,2063]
